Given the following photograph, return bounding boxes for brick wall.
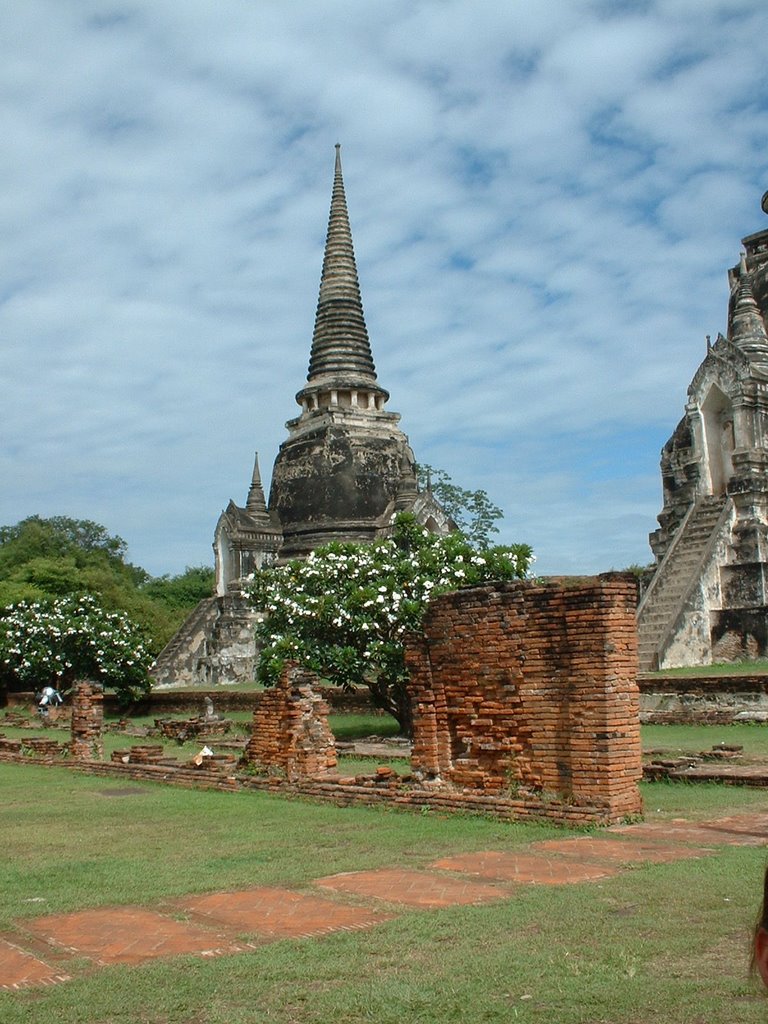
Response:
[0,579,643,826]
[240,662,337,781]
[405,577,643,820]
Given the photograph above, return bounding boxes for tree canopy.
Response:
[0,516,214,654]
[0,515,129,564]
[250,512,532,733]
[415,464,504,548]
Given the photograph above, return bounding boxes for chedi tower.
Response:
[153,147,452,687]
[266,144,448,561]
[638,192,768,670]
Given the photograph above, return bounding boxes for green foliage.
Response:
[140,565,215,609]
[0,516,213,654]
[621,562,655,577]
[0,594,152,703]
[251,512,532,733]
[0,515,129,567]
[416,464,504,548]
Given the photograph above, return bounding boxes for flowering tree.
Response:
[0,595,152,704]
[250,514,533,733]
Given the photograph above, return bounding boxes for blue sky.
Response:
[2,0,768,576]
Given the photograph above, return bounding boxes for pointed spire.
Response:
[729,254,768,365]
[303,145,383,391]
[245,452,270,521]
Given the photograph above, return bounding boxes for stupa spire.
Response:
[302,145,384,393]
[245,452,270,521]
[729,253,768,366]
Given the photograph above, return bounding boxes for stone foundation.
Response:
[0,580,645,826]
[638,673,768,723]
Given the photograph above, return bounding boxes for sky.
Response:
[2,0,768,578]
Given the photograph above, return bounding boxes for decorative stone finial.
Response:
[729,259,768,365]
[245,452,270,521]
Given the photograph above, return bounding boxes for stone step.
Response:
[637,496,728,668]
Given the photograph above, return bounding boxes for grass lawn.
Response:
[1,751,768,1023]
[0,710,403,775]
[643,660,768,676]
[642,722,768,757]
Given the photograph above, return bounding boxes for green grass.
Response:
[642,722,768,757]
[1,763,768,1023]
[152,681,269,692]
[0,710,401,764]
[644,660,768,677]
[333,755,411,775]
[328,712,401,740]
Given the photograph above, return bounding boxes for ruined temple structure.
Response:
[638,194,768,670]
[152,146,452,687]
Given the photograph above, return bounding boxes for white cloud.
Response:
[2,0,768,577]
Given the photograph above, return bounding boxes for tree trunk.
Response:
[365,674,413,738]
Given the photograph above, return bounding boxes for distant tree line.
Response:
[0,515,214,655]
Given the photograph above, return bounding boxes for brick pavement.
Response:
[315,868,511,907]
[430,850,618,884]
[23,907,247,967]
[0,939,70,992]
[2,811,765,993]
[175,887,392,939]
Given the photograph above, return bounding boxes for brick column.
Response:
[70,681,104,761]
[241,662,337,780]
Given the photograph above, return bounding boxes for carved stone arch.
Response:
[700,382,735,496]
[213,514,237,596]
[689,352,740,404]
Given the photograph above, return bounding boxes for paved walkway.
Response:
[2,812,767,992]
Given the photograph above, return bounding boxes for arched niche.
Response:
[701,383,735,496]
[214,529,236,597]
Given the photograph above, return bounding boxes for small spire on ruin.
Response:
[245,452,270,520]
[729,256,768,366]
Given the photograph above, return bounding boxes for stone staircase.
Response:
[150,596,220,687]
[637,495,728,671]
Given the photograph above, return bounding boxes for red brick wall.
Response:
[405,577,642,819]
[241,662,337,781]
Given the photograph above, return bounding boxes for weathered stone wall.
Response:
[70,681,104,761]
[240,662,337,780]
[405,577,643,820]
[638,673,768,723]
[711,607,768,663]
[150,594,262,689]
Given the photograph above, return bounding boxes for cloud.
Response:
[2,0,768,578]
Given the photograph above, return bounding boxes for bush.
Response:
[0,594,152,704]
